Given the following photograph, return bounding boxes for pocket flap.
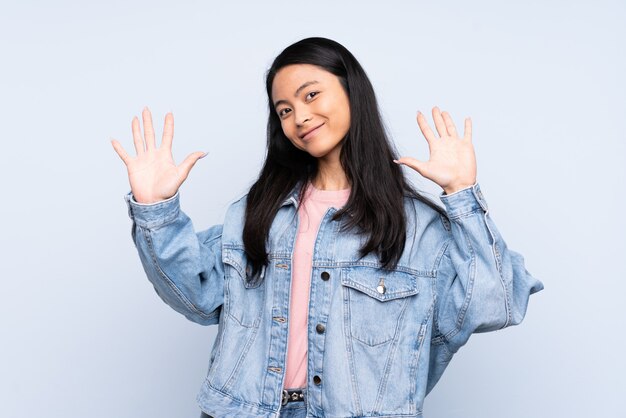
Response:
[223,248,246,277]
[223,247,265,288]
[342,267,420,302]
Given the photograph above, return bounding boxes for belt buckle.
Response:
[282,389,304,405]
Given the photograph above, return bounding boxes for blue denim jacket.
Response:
[123,181,544,418]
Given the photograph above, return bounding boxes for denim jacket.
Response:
[123,181,544,418]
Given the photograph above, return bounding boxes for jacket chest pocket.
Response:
[341,267,420,346]
[223,248,266,328]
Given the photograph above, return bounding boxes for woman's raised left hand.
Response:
[394,106,477,195]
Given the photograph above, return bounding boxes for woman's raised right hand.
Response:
[111,107,207,204]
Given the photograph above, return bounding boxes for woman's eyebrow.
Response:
[273,80,320,109]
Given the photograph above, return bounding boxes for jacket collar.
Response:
[278,180,353,219]
[279,180,304,210]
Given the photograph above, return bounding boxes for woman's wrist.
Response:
[442,183,475,196]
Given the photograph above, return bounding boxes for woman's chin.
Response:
[304,147,333,159]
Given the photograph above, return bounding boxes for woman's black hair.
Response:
[243,36,446,276]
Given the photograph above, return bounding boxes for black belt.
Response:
[282,388,305,405]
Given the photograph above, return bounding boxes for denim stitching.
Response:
[342,272,363,416]
[373,296,410,413]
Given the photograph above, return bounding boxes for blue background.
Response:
[1,1,623,417]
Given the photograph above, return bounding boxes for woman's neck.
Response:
[313,156,350,191]
[311,176,350,191]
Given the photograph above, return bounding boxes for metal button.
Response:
[316,323,325,333]
[321,271,330,281]
[313,375,322,385]
[377,277,386,294]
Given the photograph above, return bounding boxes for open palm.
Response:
[111,107,206,204]
[395,106,477,195]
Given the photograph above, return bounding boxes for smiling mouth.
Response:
[300,123,324,140]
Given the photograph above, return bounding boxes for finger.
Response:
[394,157,428,176]
[111,138,131,165]
[178,151,207,181]
[441,111,458,138]
[131,116,144,155]
[432,106,447,138]
[142,106,156,151]
[463,117,472,141]
[416,111,437,144]
[161,112,174,150]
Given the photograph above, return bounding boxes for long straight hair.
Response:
[243,37,445,277]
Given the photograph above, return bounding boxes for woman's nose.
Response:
[295,110,312,126]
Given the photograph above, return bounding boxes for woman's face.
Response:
[271,64,351,159]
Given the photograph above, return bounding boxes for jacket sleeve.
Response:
[124,189,225,326]
[426,182,544,393]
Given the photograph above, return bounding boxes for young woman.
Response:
[112,37,544,418]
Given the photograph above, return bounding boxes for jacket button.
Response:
[316,323,325,333]
[313,375,322,385]
[321,271,330,280]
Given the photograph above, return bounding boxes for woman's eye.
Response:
[306,91,319,100]
[278,108,291,117]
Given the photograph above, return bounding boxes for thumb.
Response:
[393,157,428,175]
[178,151,208,181]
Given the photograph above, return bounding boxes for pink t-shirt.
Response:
[283,181,351,390]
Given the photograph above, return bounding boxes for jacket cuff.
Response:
[439,182,488,218]
[123,190,181,228]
